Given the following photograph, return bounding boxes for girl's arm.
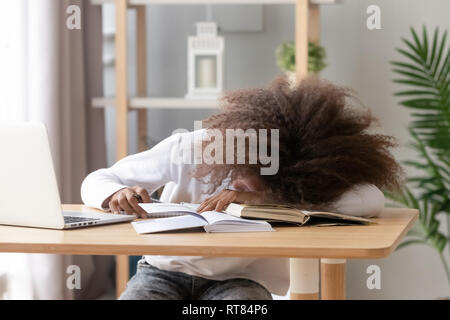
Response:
[196,184,385,218]
[196,189,263,213]
[329,184,385,217]
[80,132,187,211]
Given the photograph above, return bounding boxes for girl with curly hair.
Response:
[81,76,402,300]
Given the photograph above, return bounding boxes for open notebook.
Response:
[132,203,273,234]
[137,203,201,218]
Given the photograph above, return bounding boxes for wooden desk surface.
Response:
[0,205,418,259]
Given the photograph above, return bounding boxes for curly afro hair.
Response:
[193,76,403,207]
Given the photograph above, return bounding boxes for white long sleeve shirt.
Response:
[81,129,385,295]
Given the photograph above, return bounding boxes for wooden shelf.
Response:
[92,96,220,109]
[91,0,336,5]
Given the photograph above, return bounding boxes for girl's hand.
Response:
[108,186,151,218]
[196,189,259,213]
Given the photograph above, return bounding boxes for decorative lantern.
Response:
[186,22,224,99]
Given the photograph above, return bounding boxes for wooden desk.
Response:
[0,204,418,300]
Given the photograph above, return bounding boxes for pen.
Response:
[131,193,162,203]
[117,196,162,214]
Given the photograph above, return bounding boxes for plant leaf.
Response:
[396,238,426,250]
[393,79,434,89]
[396,48,425,68]
[429,27,439,68]
[422,25,429,63]
[393,69,430,82]
[391,61,429,75]
[410,26,425,60]
[432,30,447,76]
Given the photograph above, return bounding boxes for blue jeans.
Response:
[119,259,272,300]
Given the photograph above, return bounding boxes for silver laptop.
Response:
[0,122,134,229]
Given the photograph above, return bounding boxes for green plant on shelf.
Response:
[385,25,450,286]
[275,41,327,75]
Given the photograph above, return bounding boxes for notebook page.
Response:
[132,214,207,234]
[201,211,271,225]
[180,203,201,212]
[138,203,196,217]
[200,211,273,232]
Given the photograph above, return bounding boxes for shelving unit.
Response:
[91,0,336,299]
[92,97,220,109]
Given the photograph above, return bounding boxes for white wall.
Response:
[102,0,450,299]
[320,0,450,299]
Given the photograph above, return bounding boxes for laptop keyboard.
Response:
[64,216,100,224]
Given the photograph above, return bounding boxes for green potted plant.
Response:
[386,26,450,286]
[275,41,327,82]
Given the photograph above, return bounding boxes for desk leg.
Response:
[289,258,319,299]
[320,258,346,300]
[116,255,129,298]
